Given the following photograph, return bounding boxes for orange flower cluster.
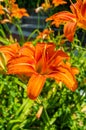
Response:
[46,0,86,41]
[0,0,29,23]
[0,42,79,100]
[35,0,67,13]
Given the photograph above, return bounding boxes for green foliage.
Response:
[16,0,44,9]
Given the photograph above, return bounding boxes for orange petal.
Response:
[0,43,20,61]
[52,0,67,7]
[56,66,78,91]
[48,50,69,67]
[35,43,56,61]
[35,43,49,61]
[64,22,77,41]
[45,43,56,59]
[19,42,35,58]
[81,3,86,17]
[35,43,56,74]
[71,67,79,75]
[11,8,29,19]
[0,5,5,14]
[7,56,35,75]
[48,62,78,91]
[46,11,76,24]
[27,74,46,100]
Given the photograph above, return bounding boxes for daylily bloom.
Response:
[36,29,54,40]
[0,0,29,23]
[7,42,78,100]
[8,1,29,19]
[46,0,86,41]
[52,0,67,6]
[11,8,29,19]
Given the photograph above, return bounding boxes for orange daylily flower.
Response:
[46,0,86,41]
[7,42,78,100]
[52,0,67,6]
[0,0,29,23]
[36,29,54,40]
[8,1,29,19]
[11,8,29,19]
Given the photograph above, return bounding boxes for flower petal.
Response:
[52,0,67,7]
[48,62,78,91]
[46,11,76,27]
[48,50,69,67]
[7,56,35,76]
[35,43,56,74]
[35,43,46,61]
[19,42,35,59]
[64,22,77,41]
[0,43,20,61]
[27,74,46,100]
[57,69,77,91]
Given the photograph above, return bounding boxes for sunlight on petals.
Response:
[64,22,77,42]
[48,63,78,91]
[27,74,46,100]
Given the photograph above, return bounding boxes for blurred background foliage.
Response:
[16,0,44,9]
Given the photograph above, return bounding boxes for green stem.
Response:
[49,111,58,125]
[14,78,26,89]
[27,29,40,41]
[73,44,86,51]
[15,24,25,45]
[42,104,50,126]
[7,98,34,130]
[15,98,29,116]
[3,23,12,35]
